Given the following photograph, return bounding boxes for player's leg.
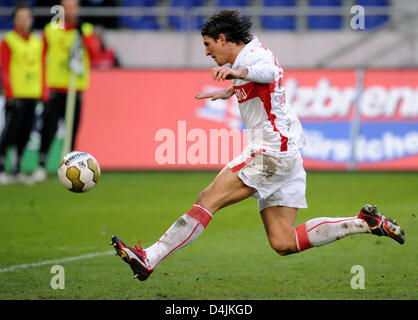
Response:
[143,166,255,267]
[294,205,405,253]
[294,214,369,252]
[262,205,405,256]
[256,151,404,255]
[111,166,256,280]
[260,206,299,256]
[195,165,257,213]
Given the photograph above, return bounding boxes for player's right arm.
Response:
[195,85,235,101]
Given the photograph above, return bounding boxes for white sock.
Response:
[144,204,213,270]
[295,217,370,252]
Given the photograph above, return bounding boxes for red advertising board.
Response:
[76,69,418,171]
[77,70,234,170]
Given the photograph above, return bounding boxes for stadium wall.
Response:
[0,69,417,172]
[98,31,418,69]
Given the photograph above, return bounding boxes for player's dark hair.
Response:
[201,10,253,45]
[12,1,33,19]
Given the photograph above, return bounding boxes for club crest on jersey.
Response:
[234,87,248,102]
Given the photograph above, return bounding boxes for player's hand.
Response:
[211,67,248,82]
[211,66,235,82]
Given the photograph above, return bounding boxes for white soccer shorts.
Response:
[228,142,308,212]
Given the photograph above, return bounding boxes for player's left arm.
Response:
[211,53,278,84]
[241,52,278,84]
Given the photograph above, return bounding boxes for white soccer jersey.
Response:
[231,36,305,152]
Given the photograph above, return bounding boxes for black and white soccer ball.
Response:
[58,151,101,193]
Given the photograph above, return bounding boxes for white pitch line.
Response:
[0,250,114,273]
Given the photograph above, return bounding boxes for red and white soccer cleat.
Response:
[358,204,405,244]
[110,235,153,281]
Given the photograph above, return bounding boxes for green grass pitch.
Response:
[0,171,416,300]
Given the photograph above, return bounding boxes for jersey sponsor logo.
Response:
[233,82,255,103]
[234,87,248,103]
[233,81,277,104]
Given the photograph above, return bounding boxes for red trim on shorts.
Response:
[230,148,266,172]
[186,205,212,228]
[295,223,312,252]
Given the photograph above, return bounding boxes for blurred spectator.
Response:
[32,0,100,182]
[91,25,121,69]
[0,2,47,185]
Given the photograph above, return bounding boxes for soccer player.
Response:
[31,0,100,182]
[111,10,405,281]
[0,2,48,185]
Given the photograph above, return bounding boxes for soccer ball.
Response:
[58,151,101,193]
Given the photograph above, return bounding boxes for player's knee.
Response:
[196,188,210,204]
[195,188,217,211]
[269,237,296,256]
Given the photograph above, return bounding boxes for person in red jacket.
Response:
[90,25,120,70]
[0,2,48,185]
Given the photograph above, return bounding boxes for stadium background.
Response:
[0,0,417,172]
[0,0,417,301]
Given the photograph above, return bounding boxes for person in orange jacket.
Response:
[0,2,48,185]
